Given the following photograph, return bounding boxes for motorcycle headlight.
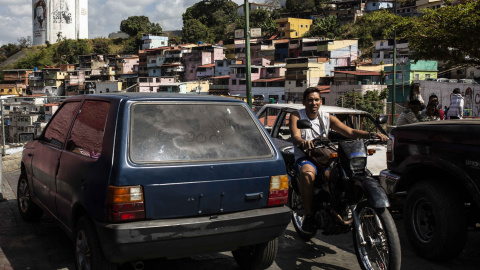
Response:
[350,157,366,170]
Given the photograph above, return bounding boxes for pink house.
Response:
[229,64,261,96]
[183,45,225,82]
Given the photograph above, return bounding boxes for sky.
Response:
[0,0,245,46]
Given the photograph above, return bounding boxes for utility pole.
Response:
[0,100,4,202]
[391,0,397,125]
[244,0,252,108]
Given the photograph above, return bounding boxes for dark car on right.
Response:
[380,120,480,261]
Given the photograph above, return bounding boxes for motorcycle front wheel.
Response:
[289,188,317,240]
[352,206,401,270]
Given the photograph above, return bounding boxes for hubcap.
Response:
[412,198,435,243]
[76,230,91,270]
[18,179,30,213]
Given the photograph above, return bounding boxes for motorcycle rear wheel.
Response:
[352,206,401,270]
[289,188,317,240]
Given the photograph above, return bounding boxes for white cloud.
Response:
[0,0,246,46]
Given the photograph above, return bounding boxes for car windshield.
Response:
[130,102,273,163]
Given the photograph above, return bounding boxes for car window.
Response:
[43,101,80,148]
[130,102,273,163]
[66,100,110,158]
[257,107,280,127]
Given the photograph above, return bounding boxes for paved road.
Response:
[1,170,479,270]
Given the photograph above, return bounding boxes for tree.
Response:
[182,0,238,43]
[340,10,398,50]
[92,38,111,55]
[182,19,210,43]
[336,89,389,131]
[236,9,278,37]
[17,36,32,48]
[395,1,480,67]
[305,16,340,39]
[285,0,315,13]
[120,16,163,37]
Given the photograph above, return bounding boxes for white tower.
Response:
[33,0,88,46]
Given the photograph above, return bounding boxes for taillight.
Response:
[107,185,145,222]
[386,135,394,162]
[267,175,289,207]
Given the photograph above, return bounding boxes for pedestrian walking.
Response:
[447,88,464,119]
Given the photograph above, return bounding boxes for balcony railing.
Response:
[209,85,229,90]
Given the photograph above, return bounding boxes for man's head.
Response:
[429,94,439,106]
[453,88,461,94]
[302,87,322,116]
[408,99,422,114]
[426,101,436,116]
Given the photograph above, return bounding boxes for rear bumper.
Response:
[95,206,291,263]
[379,170,401,195]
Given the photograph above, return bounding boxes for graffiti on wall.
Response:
[53,0,72,24]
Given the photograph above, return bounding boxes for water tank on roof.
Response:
[199,41,203,45]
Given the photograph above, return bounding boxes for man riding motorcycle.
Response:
[289,87,388,232]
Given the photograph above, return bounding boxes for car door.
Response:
[30,101,80,216]
[56,100,112,227]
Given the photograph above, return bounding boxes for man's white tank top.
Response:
[293,109,330,161]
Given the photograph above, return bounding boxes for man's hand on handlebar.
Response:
[369,132,388,142]
[299,140,315,150]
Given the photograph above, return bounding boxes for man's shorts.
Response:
[295,158,317,175]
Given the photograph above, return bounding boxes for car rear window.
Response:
[130,102,273,163]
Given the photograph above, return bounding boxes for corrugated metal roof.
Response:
[211,75,230,79]
[252,77,285,83]
[198,64,215,68]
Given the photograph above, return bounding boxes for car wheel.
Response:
[17,173,43,221]
[75,216,117,270]
[232,238,278,270]
[404,181,467,260]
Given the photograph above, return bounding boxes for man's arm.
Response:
[405,111,419,124]
[289,111,314,149]
[330,115,388,141]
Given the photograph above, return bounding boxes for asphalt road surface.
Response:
[1,170,479,270]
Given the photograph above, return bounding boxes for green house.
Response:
[384,60,437,103]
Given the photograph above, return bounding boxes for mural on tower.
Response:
[33,0,47,39]
[33,0,88,46]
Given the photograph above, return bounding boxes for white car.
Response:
[256,103,388,177]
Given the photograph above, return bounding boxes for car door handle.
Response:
[245,192,263,201]
[28,153,32,157]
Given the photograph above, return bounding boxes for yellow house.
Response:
[276,18,313,39]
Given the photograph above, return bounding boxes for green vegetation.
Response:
[394,0,480,67]
[336,89,389,131]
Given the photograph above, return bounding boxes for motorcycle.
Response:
[286,119,401,270]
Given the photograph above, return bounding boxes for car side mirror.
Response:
[297,119,312,129]
[19,133,36,143]
[376,115,389,124]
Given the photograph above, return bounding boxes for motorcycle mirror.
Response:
[297,119,312,129]
[376,114,389,124]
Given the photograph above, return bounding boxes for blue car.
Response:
[18,93,291,270]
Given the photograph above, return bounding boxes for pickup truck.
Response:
[256,103,388,177]
[380,120,480,261]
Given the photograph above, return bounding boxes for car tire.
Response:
[75,216,117,270]
[232,238,278,270]
[17,173,43,221]
[404,181,467,260]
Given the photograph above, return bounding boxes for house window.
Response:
[301,25,303,28]
[232,79,237,85]
[415,74,419,80]
[239,80,246,85]
[156,78,160,82]
[306,25,308,29]
[425,74,430,79]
